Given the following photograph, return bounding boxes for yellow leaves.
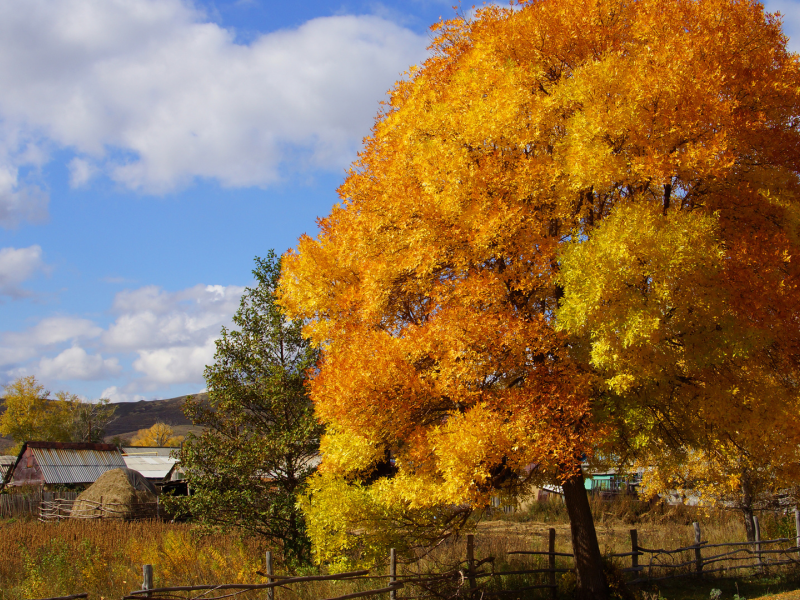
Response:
[131,422,183,447]
[319,428,383,476]
[281,0,800,567]
[557,201,745,391]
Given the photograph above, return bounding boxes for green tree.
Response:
[177,252,322,568]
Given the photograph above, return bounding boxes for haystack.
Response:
[71,468,159,520]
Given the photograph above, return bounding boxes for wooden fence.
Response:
[21,513,800,600]
[0,494,162,520]
[113,515,800,600]
[621,516,800,583]
[0,490,78,518]
[39,498,161,521]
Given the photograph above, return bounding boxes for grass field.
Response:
[1,497,799,600]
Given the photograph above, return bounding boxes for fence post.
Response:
[389,548,397,600]
[266,550,274,600]
[548,527,557,600]
[142,564,153,597]
[795,508,800,558]
[466,534,477,597]
[630,529,639,573]
[693,522,703,575]
[754,515,763,571]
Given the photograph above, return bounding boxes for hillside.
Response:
[0,393,207,451]
[104,394,207,441]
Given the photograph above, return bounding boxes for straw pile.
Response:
[71,468,158,520]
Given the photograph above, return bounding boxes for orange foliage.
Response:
[280,0,800,566]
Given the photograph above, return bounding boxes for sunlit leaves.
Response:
[281,0,800,567]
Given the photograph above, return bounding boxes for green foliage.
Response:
[173,252,322,568]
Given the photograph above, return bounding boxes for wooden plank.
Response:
[28,595,88,600]
[126,570,371,595]
[322,584,403,600]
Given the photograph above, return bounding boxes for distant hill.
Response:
[0,393,207,451]
[104,394,207,442]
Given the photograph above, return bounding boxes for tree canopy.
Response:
[130,422,184,447]
[279,0,800,596]
[1,376,116,454]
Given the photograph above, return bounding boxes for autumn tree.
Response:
[279,0,800,597]
[1,376,68,452]
[640,435,800,542]
[0,376,116,453]
[131,422,183,447]
[176,253,322,567]
[68,396,116,443]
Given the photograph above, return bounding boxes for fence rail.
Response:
[125,512,800,600]
[620,514,800,584]
[39,498,160,521]
[14,510,800,599]
[0,490,78,518]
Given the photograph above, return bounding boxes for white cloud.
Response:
[100,385,145,403]
[0,172,49,228]
[103,283,244,351]
[3,316,102,349]
[0,244,47,297]
[68,157,95,187]
[101,282,244,387]
[0,0,428,221]
[0,281,242,391]
[132,337,217,385]
[38,346,121,380]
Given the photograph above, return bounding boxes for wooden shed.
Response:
[1,441,126,490]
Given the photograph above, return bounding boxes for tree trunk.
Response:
[741,471,756,542]
[561,468,609,600]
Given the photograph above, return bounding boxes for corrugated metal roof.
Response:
[122,447,179,458]
[0,455,14,480]
[122,455,177,480]
[31,446,126,484]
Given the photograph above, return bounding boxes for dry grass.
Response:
[2,498,799,600]
[0,518,270,600]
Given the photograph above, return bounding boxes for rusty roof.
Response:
[26,441,118,451]
[30,444,125,484]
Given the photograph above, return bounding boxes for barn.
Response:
[0,441,126,490]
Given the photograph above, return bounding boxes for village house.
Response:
[0,441,126,491]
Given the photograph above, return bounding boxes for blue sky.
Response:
[0,0,798,403]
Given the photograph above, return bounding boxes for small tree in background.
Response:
[0,376,66,453]
[176,252,322,568]
[1,376,117,453]
[131,422,183,447]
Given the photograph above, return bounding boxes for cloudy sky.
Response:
[0,0,798,403]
